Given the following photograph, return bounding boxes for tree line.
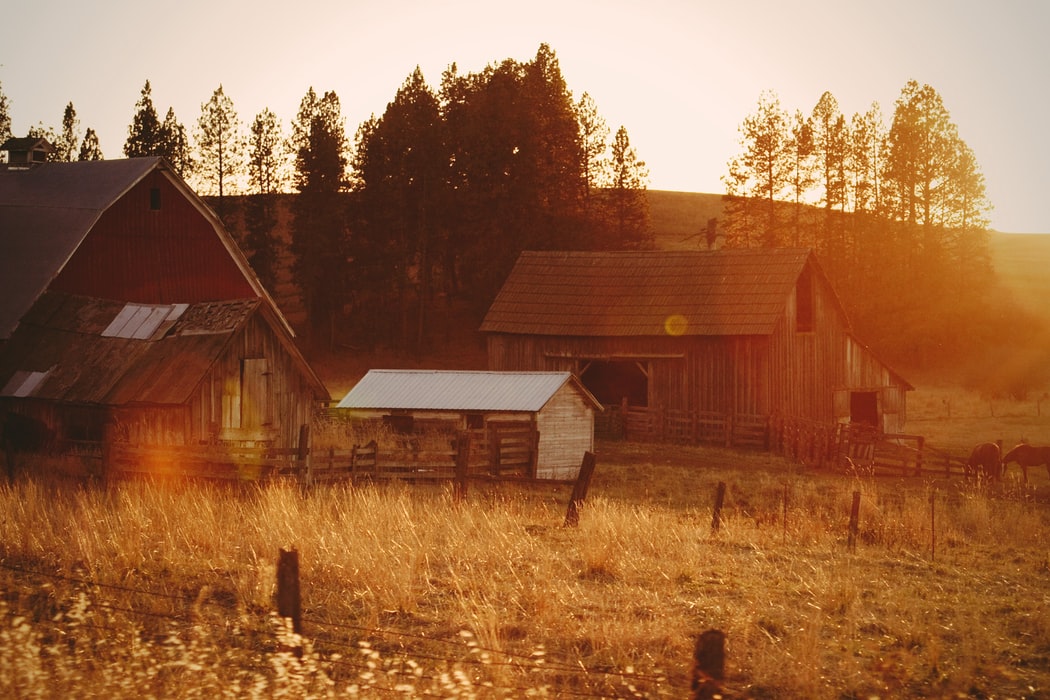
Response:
[2,63,1040,394]
[0,44,651,355]
[723,84,1046,395]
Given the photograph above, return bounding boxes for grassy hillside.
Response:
[989,232,1050,321]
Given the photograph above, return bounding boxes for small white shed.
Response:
[335,370,601,479]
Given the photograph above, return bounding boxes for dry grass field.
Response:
[4,432,1050,699]
[5,195,1049,697]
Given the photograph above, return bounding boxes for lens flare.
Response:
[664,314,688,336]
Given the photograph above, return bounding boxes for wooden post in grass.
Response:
[277,548,303,636]
[711,481,727,533]
[690,629,725,700]
[296,424,312,489]
[454,432,471,503]
[847,490,861,552]
[564,451,597,527]
[930,491,936,561]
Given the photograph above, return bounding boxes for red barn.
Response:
[0,142,328,472]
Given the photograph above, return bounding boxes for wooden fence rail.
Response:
[100,422,558,485]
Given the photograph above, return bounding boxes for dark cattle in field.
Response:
[1002,443,1050,483]
[966,442,1003,480]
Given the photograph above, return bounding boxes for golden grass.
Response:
[3,442,1050,698]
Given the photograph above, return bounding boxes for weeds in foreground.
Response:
[2,443,1050,698]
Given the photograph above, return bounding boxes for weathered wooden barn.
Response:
[0,145,328,470]
[336,370,601,479]
[481,249,911,437]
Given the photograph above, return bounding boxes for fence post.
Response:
[564,451,597,527]
[711,481,726,533]
[454,431,471,503]
[297,424,312,489]
[847,490,861,552]
[690,629,725,700]
[277,548,303,637]
[930,491,936,561]
[914,436,925,477]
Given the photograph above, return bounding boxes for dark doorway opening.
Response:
[850,391,879,427]
[580,360,648,407]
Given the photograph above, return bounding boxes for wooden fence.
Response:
[99,421,551,485]
[597,403,770,450]
[598,404,978,479]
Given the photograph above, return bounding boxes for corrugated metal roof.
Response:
[480,249,819,337]
[336,369,600,412]
[0,292,257,406]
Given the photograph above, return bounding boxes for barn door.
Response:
[241,358,272,431]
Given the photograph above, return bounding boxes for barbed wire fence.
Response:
[0,551,726,698]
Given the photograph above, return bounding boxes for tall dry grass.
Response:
[3,442,1050,698]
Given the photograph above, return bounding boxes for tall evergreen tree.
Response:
[0,81,11,153]
[78,128,104,160]
[243,108,286,291]
[786,109,816,247]
[603,125,651,249]
[55,102,81,162]
[195,85,244,211]
[352,67,445,352]
[723,90,792,247]
[289,88,349,347]
[124,81,163,158]
[159,108,193,176]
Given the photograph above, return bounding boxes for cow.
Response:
[966,442,1003,481]
[1001,443,1050,483]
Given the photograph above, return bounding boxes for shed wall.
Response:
[535,384,595,478]
[192,313,320,448]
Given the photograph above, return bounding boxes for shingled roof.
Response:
[0,158,281,340]
[0,292,261,406]
[480,249,842,337]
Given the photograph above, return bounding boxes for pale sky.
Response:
[4,0,1047,232]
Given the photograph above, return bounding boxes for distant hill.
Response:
[645,190,1050,322]
[988,232,1050,322]
[646,190,725,250]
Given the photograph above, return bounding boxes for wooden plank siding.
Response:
[192,313,319,449]
[484,250,911,436]
[49,173,255,304]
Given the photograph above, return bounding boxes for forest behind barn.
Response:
[215,188,1050,401]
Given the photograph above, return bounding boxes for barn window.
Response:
[466,413,484,430]
[150,187,161,210]
[796,267,814,332]
[383,414,414,434]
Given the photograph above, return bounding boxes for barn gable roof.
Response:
[0,157,286,340]
[480,249,844,337]
[336,370,602,413]
[0,292,262,406]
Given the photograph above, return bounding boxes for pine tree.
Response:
[159,108,193,176]
[352,67,445,352]
[0,81,11,148]
[243,108,286,291]
[55,102,81,162]
[723,90,792,246]
[603,125,651,249]
[125,81,163,158]
[78,128,104,160]
[289,88,349,347]
[195,85,244,210]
